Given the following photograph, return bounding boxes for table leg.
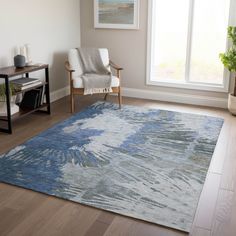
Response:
[45,67,51,114]
[5,77,12,134]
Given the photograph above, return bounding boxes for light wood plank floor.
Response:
[0,95,235,236]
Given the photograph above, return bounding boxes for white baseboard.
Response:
[121,87,228,109]
[49,86,228,109]
[50,86,70,103]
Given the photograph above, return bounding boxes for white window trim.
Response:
[146,0,235,93]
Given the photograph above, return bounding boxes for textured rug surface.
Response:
[0,102,223,232]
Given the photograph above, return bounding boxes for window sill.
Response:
[147,79,229,93]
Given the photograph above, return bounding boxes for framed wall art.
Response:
[94,0,140,29]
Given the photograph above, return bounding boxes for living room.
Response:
[0,0,236,235]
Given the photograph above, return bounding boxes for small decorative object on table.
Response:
[14,44,33,68]
[14,55,26,68]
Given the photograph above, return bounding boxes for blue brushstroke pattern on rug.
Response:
[0,102,224,232]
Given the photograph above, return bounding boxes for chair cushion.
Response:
[68,48,111,80]
[73,76,120,89]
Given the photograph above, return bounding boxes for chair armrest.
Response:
[65,61,75,73]
[109,60,123,71]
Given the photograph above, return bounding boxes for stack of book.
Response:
[20,86,45,110]
[11,77,45,110]
[12,77,42,91]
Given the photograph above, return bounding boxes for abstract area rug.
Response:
[0,102,223,232]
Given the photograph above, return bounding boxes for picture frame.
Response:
[94,0,140,30]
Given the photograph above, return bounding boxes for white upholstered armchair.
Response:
[65,48,123,113]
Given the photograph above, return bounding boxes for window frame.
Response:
[146,0,235,93]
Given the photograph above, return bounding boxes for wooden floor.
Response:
[0,95,236,236]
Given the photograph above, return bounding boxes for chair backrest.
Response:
[68,48,110,79]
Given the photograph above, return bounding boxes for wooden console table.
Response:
[0,64,50,134]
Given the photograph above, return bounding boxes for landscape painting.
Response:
[94,0,139,29]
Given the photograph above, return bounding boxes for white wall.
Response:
[0,0,80,93]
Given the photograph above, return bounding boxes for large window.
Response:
[147,0,234,92]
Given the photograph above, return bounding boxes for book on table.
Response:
[19,86,45,110]
[11,77,42,91]
[34,86,44,107]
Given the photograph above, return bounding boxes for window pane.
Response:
[151,0,189,82]
[189,0,230,84]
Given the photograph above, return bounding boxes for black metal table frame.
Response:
[0,65,50,134]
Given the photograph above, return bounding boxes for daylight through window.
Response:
[147,0,232,91]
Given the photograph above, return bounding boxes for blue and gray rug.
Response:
[0,102,223,232]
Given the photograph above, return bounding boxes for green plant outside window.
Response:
[220,26,236,96]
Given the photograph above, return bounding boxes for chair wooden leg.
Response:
[104,93,109,101]
[71,93,75,113]
[118,89,122,109]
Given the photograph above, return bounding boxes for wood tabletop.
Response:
[0,64,48,78]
